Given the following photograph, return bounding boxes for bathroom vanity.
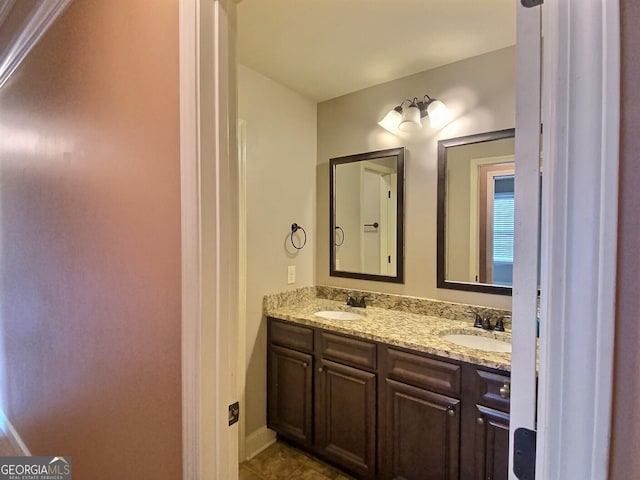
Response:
[265,292,511,480]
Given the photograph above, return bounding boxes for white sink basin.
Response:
[441,334,512,353]
[314,310,364,321]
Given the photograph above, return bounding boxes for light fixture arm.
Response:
[395,98,413,109]
[417,95,437,118]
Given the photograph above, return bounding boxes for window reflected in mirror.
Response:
[437,129,515,295]
[479,165,514,286]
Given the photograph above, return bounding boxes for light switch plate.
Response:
[287,266,296,284]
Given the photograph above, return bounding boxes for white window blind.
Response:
[493,192,515,263]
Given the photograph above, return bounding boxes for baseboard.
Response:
[0,410,31,456]
[244,426,276,460]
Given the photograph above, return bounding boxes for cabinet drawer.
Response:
[269,318,314,353]
[475,369,511,412]
[387,347,461,396]
[319,331,377,370]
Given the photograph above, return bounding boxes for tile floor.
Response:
[240,441,355,480]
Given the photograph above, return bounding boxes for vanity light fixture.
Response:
[378,95,452,133]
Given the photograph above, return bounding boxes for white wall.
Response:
[334,162,362,272]
[316,47,515,310]
[238,65,317,449]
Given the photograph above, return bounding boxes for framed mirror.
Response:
[330,147,405,283]
[437,129,515,295]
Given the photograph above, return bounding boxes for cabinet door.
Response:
[316,359,377,478]
[385,379,460,480]
[474,405,510,480]
[267,344,313,445]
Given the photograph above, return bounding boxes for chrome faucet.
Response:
[346,294,367,308]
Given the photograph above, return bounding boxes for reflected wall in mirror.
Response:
[437,129,515,295]
[330,147,405,283]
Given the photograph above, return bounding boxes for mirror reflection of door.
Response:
[331,148,404,283]
[361,166,397,276]
[478,163,514,285]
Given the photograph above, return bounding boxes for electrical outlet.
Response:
[287,266,296,284]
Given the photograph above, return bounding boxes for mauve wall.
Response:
[0,1,182,479]
[610,0,640,477]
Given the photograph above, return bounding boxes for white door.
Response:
[362,168,383,274]
[510,2,541,479]
[361,166,396,276]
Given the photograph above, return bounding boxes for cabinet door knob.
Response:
[302,362,308,368]
[318,367,323,373]
[500,382,511,399]
[447,408,455,417]
[477,417,485,425]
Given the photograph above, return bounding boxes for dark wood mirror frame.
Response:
[437,128,515,296]
[330,147,405,283]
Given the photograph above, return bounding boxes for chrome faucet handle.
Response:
[493,316,506,332]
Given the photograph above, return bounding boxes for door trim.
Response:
[180,0,239,478]
[536,1,619,478]
[237,119,247,461]
[179,0,201,476]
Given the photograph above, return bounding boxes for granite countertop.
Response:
[266,297,512,372]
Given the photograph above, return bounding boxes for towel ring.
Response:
[290,223,307,250]
[335,226,345,246]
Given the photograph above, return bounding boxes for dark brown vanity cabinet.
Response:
[316,332,378,478]
[382,348,512,480]
[267,320,314,446]
[474,405,509,480]
[316,359,377,477]
[384,379,461,479]
[382,347,463,480]
[267,317,511,480]
[267,319,377,478]
[471,369,511,480]
[268,344,313,445]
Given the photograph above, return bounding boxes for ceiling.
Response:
[237,0,516,102]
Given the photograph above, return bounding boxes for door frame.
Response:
[179,1,621,479]
[534,1,620,478]
[180,0,239,479]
